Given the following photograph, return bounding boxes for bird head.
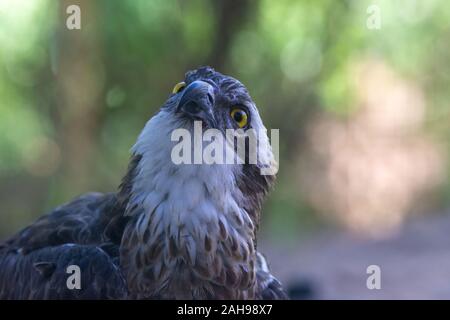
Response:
[168,66,258,132]
[130,65,277,176]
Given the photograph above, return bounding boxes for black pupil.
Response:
[233,111,243,122]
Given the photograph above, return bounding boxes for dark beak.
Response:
[176,80,217,128]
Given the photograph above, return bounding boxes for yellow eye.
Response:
[172,81,186,94]
[230,107,248,128]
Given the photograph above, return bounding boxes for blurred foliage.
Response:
[0,0,450,241]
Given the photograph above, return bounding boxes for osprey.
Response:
[0,67,286,299]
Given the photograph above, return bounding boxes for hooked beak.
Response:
[176,80,217,128]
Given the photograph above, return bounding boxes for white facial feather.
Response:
[128,110,247,246]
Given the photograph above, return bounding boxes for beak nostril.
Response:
[183,101,201,114]
[177,80,216,127]
[207,93,214,106]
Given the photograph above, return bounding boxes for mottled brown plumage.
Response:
[0,67,287,300]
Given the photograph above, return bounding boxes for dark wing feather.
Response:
[0,192,130,299]
[0,192,125,254]
[256,272,288,300]
[255,252,288,300]
[0,244,127,299]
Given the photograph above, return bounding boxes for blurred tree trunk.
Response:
[208,0,253,69]
[55,0,104,194]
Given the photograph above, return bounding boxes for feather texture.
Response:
[0,67,286,300]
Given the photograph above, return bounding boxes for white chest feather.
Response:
[120,111,257,298]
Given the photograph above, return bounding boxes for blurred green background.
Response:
[1,0,450,244]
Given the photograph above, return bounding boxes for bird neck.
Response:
[118,113,258,298]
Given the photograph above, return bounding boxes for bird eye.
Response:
[172,81,186,94]
[230,107,248,128]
